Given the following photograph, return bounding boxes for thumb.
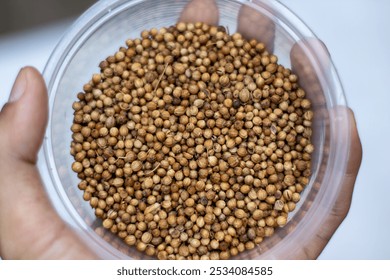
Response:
[0,67,96,259]
[1,66,48,163]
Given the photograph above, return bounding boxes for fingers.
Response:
[237,1,275,52]
[288,39,362,259]
[345,110,363,176]
[331,108,362,218]
[290,38,362,219]
[290,38,330,110]
[0,67,97,259]
[279,109,362,260]
[179,0,219,26]
[179,0,276,52]
[307,108,362,259]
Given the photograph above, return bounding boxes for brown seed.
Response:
[72,162,83,173]
[102,218,114,229]
[247,202,257,212]
[174,106,186,116]
[189,238,201,248]
[301,99,311,109]
[141,232,153,243]
[204,213,215,224]
[237,147,247,157]
[124,235,136,246]
[208,156,218,167]
[283,190,293,201]
[304,144,314,154]
[284,175,296,186]
[235,209,247,219]
[131,161,142,172]
[178,245,189,257]
[143,177,154,188]
[173,63,186,75]
[252,209,263,220]
[112,178,124,187]
[227,156,239,167]
[274,200,284,211]
[196,217,205,228]
[219,75,230,87]
[193,99,204,108]
[276,216,287,226]
[144,203,161,215]
[239,89,250,103]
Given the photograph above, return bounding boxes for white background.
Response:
[0,0,389,259]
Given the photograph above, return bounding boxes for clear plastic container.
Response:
[41,0,351,259]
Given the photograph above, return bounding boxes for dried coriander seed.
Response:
[70,22,314,260]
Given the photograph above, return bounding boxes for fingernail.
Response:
[9,68,27,103]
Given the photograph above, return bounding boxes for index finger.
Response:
[179,0,219,26]
[236,0,276,53]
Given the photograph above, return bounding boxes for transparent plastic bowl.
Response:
[41,0,351,259]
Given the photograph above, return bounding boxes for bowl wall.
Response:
[42,0,350,259]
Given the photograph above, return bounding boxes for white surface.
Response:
[0,0,389,259]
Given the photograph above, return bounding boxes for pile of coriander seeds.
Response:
[70,22,314,260]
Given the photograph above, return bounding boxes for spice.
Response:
[70,22,313,260]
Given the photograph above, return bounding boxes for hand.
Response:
[180,0,362,259]
[0,67,97,259]
[0,1,362,260]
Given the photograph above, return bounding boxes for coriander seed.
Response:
[71,22,314,261]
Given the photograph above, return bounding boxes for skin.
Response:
[0,0,362,259]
